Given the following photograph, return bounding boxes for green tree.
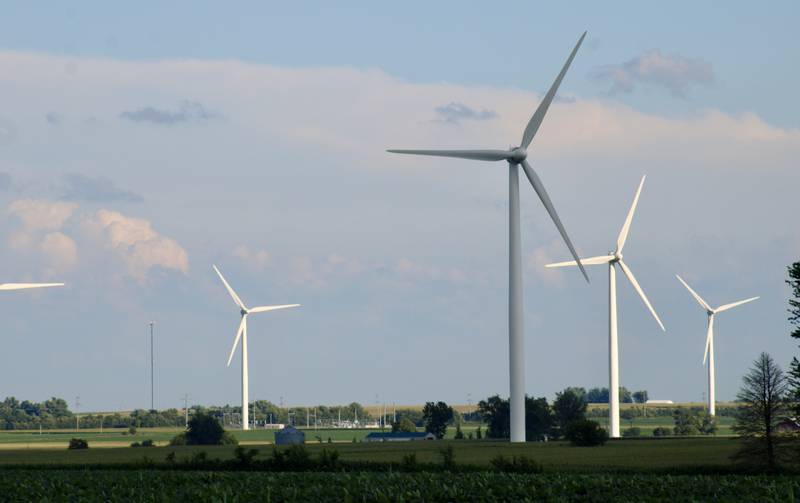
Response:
[733,352,789,470]
[552,387,587,437]
[477,395,509,439]
[787,262,800,415]
[632,390,649,404]
[525,397,554,441]
[391,416,416,433]
[185,412,227,445]
[422,402,453,439]
[673,409,699,436]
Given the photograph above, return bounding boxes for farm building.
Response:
[776,417,800,433]
[363,431,436,442]
[274,425,305,445]
[645,400,674,405]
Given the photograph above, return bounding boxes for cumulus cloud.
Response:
[39,231,78,273]
[9,199,78,232]
[60,173,143,203]
[591,49,714,97]
[435,102,497,124]
[119,100,218,125]
[84,210,188,282]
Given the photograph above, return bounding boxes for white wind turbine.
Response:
[676,275,758,416]
[387,32,589,442]
[546,175,664,438]
[213,265,299,431]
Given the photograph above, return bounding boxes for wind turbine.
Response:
[546,175,664,438]
[676,275,758,416]
[387,33,589,442]
[213,265,299,431]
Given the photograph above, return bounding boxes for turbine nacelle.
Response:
[508,147,527,164]
[611,252,623,263]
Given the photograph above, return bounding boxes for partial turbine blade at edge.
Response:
[0,283,64,291]
[545,255,614,268]
[521,160,589,282]
[616,175,646,253]
[386,149,511,162]
[213,265,246,310]
[676,275,712,312]
[715,296,759,313]
[703,315,714,365]
[520,31,587,149]
[618,260,666,331]
[227,316,246,367]
[248,304,301,314]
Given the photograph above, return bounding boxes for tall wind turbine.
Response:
[387,32,589,442]
[676,275,758,416]
[213,265,299,431]
[546,176,665,438]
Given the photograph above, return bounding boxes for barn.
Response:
[274,425,305,445]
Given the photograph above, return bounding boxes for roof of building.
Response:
[365,431,431,439]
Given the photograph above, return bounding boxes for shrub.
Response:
[128,426,137,435]
[622,427,642,437]
[68,438,89,450]
[476,426,482,440]
[234,446,259,466]
[490,454,543,474]
[652,427,672,437]
[564,420,608,447]
[132,439,155,447]
[130,442,140,447]
[271,445,312,470]
[169,432,187,446]
[454,424,465,439]
[401,452,418,470]
[438,445,456,469]
[221,431,239,445]
[318,449,340,469]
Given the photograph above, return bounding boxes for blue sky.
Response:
[0,2,798,412]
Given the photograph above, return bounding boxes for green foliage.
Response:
[168,432,187,446]
[490,454,543,474]
[271,445,312,470]
[564,420,608,447]
[652,427,672,437]
[128,426,137,435]
[392,416,417,433]
[454,424,464,439]
[438,445,455,469]
[586,387,633,403]
[131,439,155,448]
[478,395,510,439]
[400,452,417,470]
[67,438,88,450]
[318,449,340,470]
[477,395,554,441]
[632,390,649,404]
[553,387,588,438]
[476,426,482,440]
[673,409,700,436]
[422,402,453,439]
[786,262,800,416]
[733,352,790,470]
[184,413,225,445]
[622,427,642,437]
[233,446,259,466]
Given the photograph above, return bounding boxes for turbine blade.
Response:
[616,176,646,253]
[520,31,587,149]
[521,160,588,282]
[703,315,714,365]
[226,316,246,367]
[0,283,64,291]
[248,304,301,314]
[213,265,246,310]
[618,260,665,331]
[715,296,759,313]
[545,255,614,268]
[676,275,712,312]
[386,149,511,162]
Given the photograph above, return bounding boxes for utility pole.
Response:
[183,394,189,428]
[149,321,155,411]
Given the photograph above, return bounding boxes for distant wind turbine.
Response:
[213,265,299,431]
[387,32,589,443]
[546,175,664,438]
[676,275,758,416]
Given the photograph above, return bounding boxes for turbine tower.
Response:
[387,32,589,442]
[213,265,299,431]
[676,275,758,416]
[546,176,665,438]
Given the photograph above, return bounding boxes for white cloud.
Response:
[231,244,271,270]
[39,231,78,273]
[83,209,188,282]
[8,199,77,232]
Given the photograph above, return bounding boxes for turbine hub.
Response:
[509,147,527,163]
[613,252,623,262]
[241,309,248,316]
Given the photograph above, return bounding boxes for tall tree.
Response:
[477,395,509,439]
[525,397,554,441]
[422,401,453,439]
[632,390,649,404]
[787,262,800,415]
[553,387,588,436]
[733,352,789,470]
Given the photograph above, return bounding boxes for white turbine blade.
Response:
[703,315,714,365]
[545,255,614,268]
[226,316,246,367]
[521,159,588,283]
[386,149,512,162]
[618,260,665,331]
[0,283,64,291]
[616,176,646,253]
[676,275,712,312]
[715,296,759,313]
[248,303,301,314]
[213,265,246,310]
[520,31,586,149]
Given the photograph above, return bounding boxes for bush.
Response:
[128,426,137,435]
[652,427,672,437]
[234,446,259,466]
[454,424,464,439]
[564,420,608,447]
[622,427,642,437]
[401,452,417,470]
[271,445,312,470]
[132,439,155,448]
[169,432,187,446]
[438,445,456,469]
[490,455,542,474]
[68,438,89,450]
[318,449,340,469]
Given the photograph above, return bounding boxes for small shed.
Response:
[363,431,435,442]
[776,417,800,433]
[274,425,305,445]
